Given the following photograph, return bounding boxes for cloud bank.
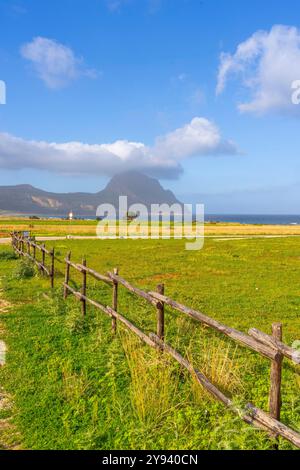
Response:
[217,25,300,115]
[0,117,239,179]
[21,37,97,89]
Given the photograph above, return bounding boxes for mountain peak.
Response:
[102,171,180,207]
[0,172,181,215]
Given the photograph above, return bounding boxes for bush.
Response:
[12,259,36,280]
[0,250,18,261]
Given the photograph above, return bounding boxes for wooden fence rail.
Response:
[62,252,300,449]
[8,232,300,448]
[148,290,279,360]
[11,232,55,288]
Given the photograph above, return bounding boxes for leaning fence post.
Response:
[11,232,15,249]
[112,268,119,334]
[50,248,55,288]
[156,284,165,341]
[64,251,71,299]
[33,243,36,261]
[41,244,46,274]
[81,258,87,316]
[269,322,283,423]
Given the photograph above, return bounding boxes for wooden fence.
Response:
[8,232,300,448]
[63,252,300,449]
[11,232,55,288]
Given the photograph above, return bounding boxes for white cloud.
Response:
[105,0,161,13]
[0,117,239,179]
[177,73,188,82]
[216,25,300,115]
[105,0,131,12]
[153,118,237,161]
[188,87,205,106]
[21,37,98,89]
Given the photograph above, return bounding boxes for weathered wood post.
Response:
[27,240,31,256]
[18,234,21,254]
[269,323,283,422]
[156,284,165,341]
[112,268,119,334]
[33,243,36,261]
[81,258,87,316]
[50,248,55,288]
[42,244,46,274]
[11,232,15,250]
[64,251,71,299]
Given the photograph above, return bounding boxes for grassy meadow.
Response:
[1,234,300,450]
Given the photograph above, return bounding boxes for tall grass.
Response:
[120,330,182,425]
[119,324,243,428]
[187,333,243,403]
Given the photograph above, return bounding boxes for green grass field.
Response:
[1,237,300,450]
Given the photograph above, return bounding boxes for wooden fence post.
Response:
[50,248,55,288]
[42,244,46,274]
[33,243,36,261]
[81,258,87,316]
[156,284,165,341]
[269,322,283,423]
[64,251,71,299]
[112,268,119,334]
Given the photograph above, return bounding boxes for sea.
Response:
[205,214,300,225]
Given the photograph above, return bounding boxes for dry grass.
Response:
[119,323,243,426]
[2,218,300,237]
[120,330,182,425]
[206,225,300,236]
[187,335,243,403]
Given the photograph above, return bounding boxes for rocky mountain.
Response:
[0,171,181,216]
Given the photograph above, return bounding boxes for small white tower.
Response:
[69,211,73,221]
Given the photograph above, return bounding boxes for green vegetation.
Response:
[0,250,18,261]
[0,237,300,450]
[11,259,36,280]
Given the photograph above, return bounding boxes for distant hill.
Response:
[0,171,182,216]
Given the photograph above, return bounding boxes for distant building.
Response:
[69,211,73,221]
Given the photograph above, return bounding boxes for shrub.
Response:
[12,259,36,280]
[0,250,18,261]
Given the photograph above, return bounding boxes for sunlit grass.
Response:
[1,236,300,449]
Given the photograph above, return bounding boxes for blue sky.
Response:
[0,0,300,213]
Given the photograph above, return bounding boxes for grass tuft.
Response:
[11,259,36,280]
[187,333,243,402]
[120,330,182,425]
